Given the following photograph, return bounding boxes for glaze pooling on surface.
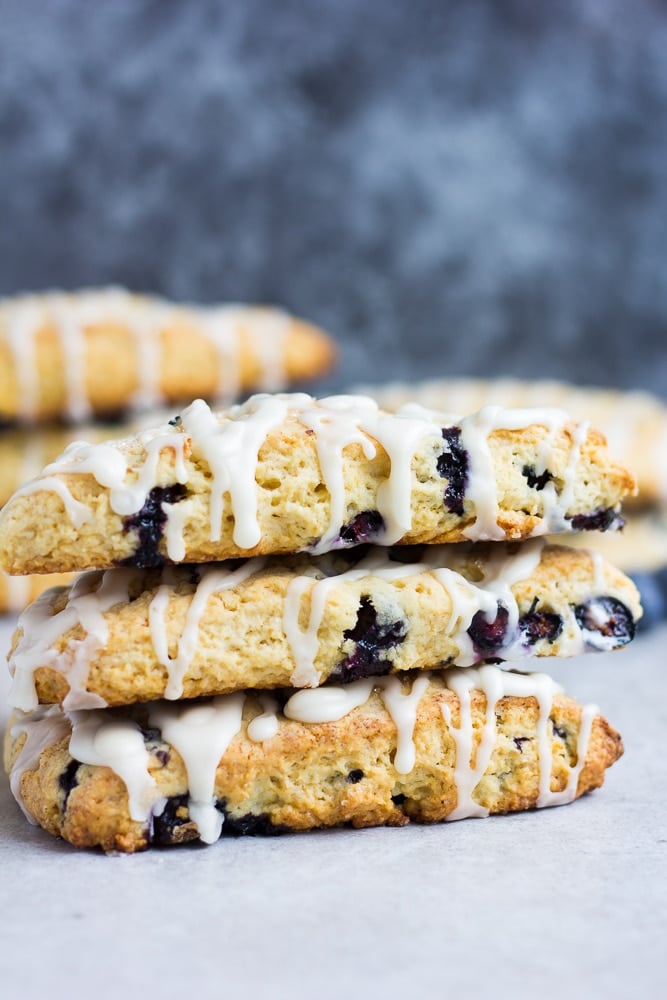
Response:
[6,393,615,566]
[1,289,294,421]
[7,666,597,843]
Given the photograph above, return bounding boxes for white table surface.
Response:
[0,614,665,1000]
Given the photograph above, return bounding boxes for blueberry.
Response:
[119,484,188,568]
[552,723,569,741]
[219,810,289,837]
[391,793,406,806]
[337,510,385,547]
[518,600,563,645]
[522,464,553,491]
[467,603,509,656]
[437,427,469,516]
[59,759,80,811]
[347,769,364,784]
[568,508,625,531]
[151,794,197,845]
[332,597,407,681]
[574,596,635,649]
[513,737,530,752]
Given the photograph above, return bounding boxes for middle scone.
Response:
[8,540,641,712]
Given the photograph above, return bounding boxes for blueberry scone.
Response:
[7,541,641,712]
[356,376,667,505]
[0,288,336,423]
[0,394,637,575]
[4,665,623,852]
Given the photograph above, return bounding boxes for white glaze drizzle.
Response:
[148,695,245,844]
[7,667,597,839]
[247,695,279,742]
[537,419,590,534]
[49,297,91,422]
[8,570,134,712]
[6,394,598,561]
[8,538,624,711]
[68,710,160,822]
[440,665,591,818]
[10,475,94,528]
[284,672,430,775]
[243,308,291,391]
[284,678,375,723]
[180,395,293,546]
[8,707,72,822]
[148,558,265,699]
[196,306,244,401]
[458,406,571,540]
[130,298,172,410]
[162,498,196,562]
[5,300,41,420]
[1,290,298,421]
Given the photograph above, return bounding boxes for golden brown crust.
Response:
[4,676,623,853]
[0,290,336,422]
[0,405,637,575]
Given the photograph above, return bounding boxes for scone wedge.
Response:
[0,393,636,574]
[4,666,623,853]
[6,542,641,711]
[0,288,336,423]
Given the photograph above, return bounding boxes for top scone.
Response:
[0,393,636,575]
[0,287,335,423]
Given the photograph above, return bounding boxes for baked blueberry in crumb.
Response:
[568,508,624,531]
[522,465,553,491]
[574,596,635,649]
[218,802,289,837]
[337,510,385,547]
[467,603,509,655]
[391,793,406,806]
[552,723,569,741]
[331,597,407,681]
[59,759,80,810]
[518,599,563,645]
[119,484,188,568]
[151,794,195,845]
[437,427,469,515]
[347,769,364,783]
[513,737,530,752]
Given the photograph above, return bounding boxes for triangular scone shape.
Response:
[7,542,641,711]
[0,288,336,423]
[4,666,623,852]
[0,394,636,574]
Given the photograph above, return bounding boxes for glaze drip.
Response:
[5,394,609,566]
[7,666,598,842]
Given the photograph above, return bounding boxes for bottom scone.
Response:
[4,666,622,853]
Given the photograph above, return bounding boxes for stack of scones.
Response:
[0,388,642,851]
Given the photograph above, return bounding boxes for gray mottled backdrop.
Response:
[0,0,666,396]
